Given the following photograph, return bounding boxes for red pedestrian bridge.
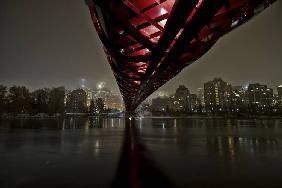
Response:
[85,0,276,111]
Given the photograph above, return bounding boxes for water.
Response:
[1,117,282,188]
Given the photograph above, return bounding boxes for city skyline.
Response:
[0,0,281,96]
[1,76,281,100]
[1,76,281,115]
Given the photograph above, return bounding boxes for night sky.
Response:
[0,0,281,95]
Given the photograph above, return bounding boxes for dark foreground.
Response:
[0,117,282,188]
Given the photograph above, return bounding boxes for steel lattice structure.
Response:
[85,0,276,111]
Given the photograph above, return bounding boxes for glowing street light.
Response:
[97,82,106,90]
[80,78,87,88]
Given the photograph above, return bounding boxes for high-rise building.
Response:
[232,86,249,106]
[79,78,93,107]
[278,85,282,98]
[107,92,124,110]
[66,89,87,113]
[197,88,205,107]
[151,96,170,112]
[247,83,273,112]
[95,98,105,114]
[92,87,124,110]
[204,78,231,112]
[190,94,199,112]
[230,86,247,112]
[83,88,93,107]
[171,85,191,112]
[277,85,282,110]
[92,88,110,102]
[64,90,71,106]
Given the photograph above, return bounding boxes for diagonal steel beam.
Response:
[109,2,155,51]
[144,0,199,79]
[153,0,227,77]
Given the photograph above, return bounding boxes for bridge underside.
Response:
[86,0,276,111]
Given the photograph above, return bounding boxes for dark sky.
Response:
[0,0,281,95]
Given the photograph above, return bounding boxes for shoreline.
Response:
[1,113,282,120]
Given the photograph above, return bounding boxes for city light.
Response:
[244,84,249,90]
[97,82,105,90]
[80,78,87,88]
[231,20,239,28]
[157,91,168,97]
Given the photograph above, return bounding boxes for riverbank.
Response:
[1,113,282,120]
[0,113,63,119]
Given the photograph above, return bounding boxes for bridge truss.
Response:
[85,0,276,111]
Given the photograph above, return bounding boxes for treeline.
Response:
[0,85,65,115]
